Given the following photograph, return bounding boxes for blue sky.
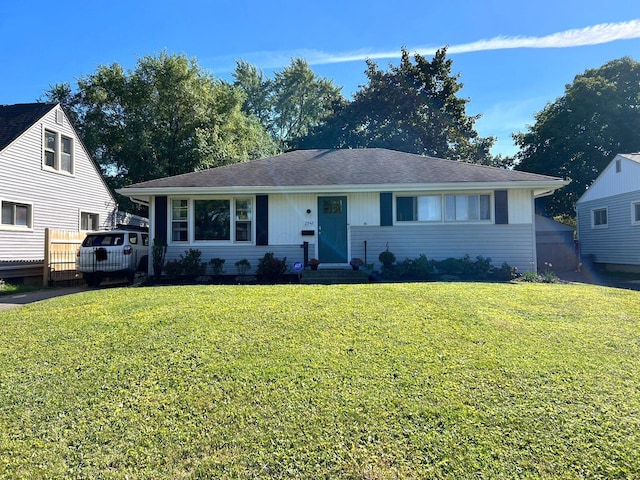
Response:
[2,0,639,157]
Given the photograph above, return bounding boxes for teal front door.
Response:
[318,196,348,263]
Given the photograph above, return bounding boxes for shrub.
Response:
[164,249,206,278]
[235,259,251,275]
[379,249,396,267]
[435,257,465,275]
[462,255,493,279]
[256,252,288,282]
[521,271,539,282]
[151,238,167,276]
[492,262,518,281]
[209,258,226,275]
[163,260,183,278]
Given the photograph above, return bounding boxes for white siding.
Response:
[0,105,116,260]
[155,188,539,272]
[577,190,640,266]
[269,193,317,245]
[350,192,379,226]
[165,244,309,275]
[351,223,536,272]
[578,155,640,204]
[508,189,534,224]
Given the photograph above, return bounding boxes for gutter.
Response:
[118,180,570,198]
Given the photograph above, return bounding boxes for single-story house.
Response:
[0,103,118,283]
[118,148,568,275]
[576,153,640,273]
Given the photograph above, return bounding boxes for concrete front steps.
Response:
[300,268,371,285]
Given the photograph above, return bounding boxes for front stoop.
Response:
[300,268,370,285]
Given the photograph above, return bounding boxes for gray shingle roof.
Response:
[0,103,56,151]
[125,148,563,190]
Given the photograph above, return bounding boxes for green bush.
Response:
[164,249,206,278]
[462,255,493,279]
[385,254,434,280]
[434,257,465,275]
[492,262,518,281]
[256,252,287,282]
[209,258,226,275]
[235,259,251,275]
[378,249,396,267]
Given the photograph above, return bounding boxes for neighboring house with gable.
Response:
[119,148,568,275]
[0,103,118,282]
[576,153,640,273]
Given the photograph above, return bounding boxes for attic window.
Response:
[616,159,622,173]
[43,129,74,174]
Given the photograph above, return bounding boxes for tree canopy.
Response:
[233,58,343,150]
[46,53,277,210]
[514,57,640,217]
[295,48,496,165]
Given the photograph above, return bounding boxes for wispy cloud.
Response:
[222,19,640,70]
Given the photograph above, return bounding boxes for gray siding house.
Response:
[576,153,640,272]
[0,103,117,279]
[119,148,568,275]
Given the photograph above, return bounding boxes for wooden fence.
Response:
[44,228,86,286]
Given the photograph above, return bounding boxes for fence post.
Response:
[43,228,51,286]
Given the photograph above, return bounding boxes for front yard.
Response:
[0,282,638,478]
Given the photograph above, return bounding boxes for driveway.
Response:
[0,287,88,311]
[557,270,640,291]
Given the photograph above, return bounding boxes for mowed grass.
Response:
[0,283,639,479]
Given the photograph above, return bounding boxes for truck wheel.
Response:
[84,273,102,287]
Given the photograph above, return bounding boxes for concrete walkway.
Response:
[0,287,88,311]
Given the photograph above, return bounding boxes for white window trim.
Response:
[394,192,494,225]
[42,126,75,175]
[169,197,255,245]
[591,207,608,229]
[0,199,34,231]
[632,202,640,226]
[170,198,189,244]
[80,211,100,231]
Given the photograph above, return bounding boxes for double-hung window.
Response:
[396,195,442,221]
[234,198,252,242]
[171,199,189,242]
[43,129,73,174]
[592,208,608,228]
[632,202,640,225]
[445,194,491,221]
[1,201,32,228]
[80,212,99,231]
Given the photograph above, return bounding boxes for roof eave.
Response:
[118,179,569,198]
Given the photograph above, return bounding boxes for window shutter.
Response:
[154,196,168,244]
[380,192,393,226]
[494,190,508,224]
[256,195,269,245]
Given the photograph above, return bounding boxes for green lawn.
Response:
[0,283,638,479]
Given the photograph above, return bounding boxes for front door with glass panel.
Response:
[318,196,348,263]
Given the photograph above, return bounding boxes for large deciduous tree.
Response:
[295,48,496,165]
[46,53,276,209]
[514,57,640,217]
[233,58,344,150]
